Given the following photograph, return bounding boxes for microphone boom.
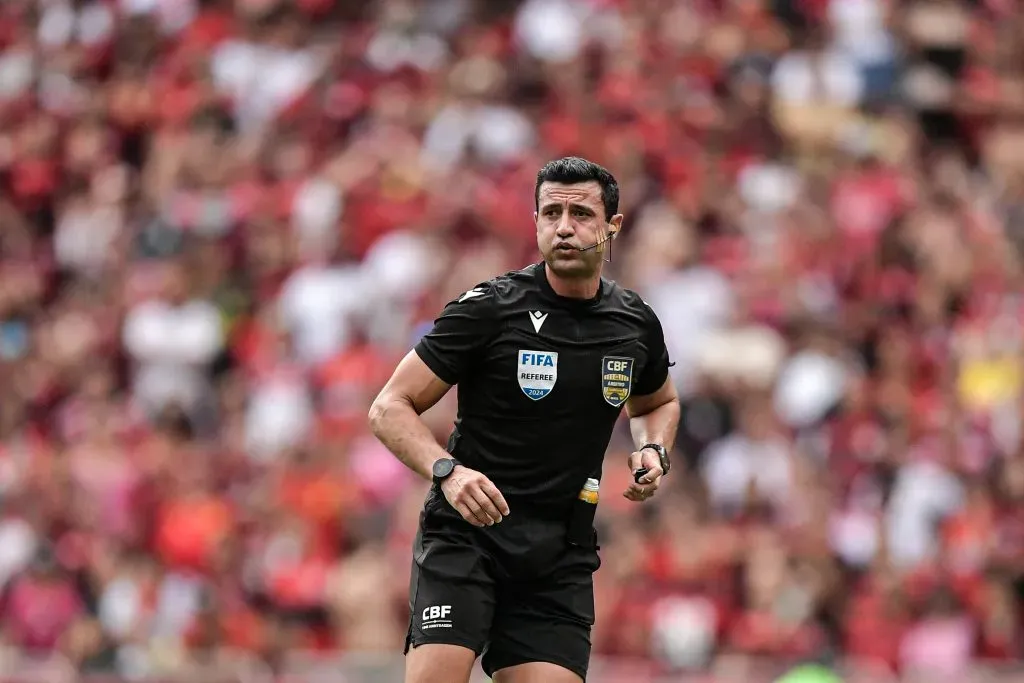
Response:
[576,232,615,252]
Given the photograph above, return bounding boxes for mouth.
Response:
[555,242,577,253]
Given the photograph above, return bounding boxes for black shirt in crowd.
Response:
[414,263,671,513]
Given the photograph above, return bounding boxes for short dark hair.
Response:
[535,157,619,221]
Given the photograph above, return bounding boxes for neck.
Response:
[545,263,601,299]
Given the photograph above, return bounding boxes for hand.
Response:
[441,465,510,527]
[623,448,664,502]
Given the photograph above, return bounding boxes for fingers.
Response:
[453,502,485,527]
[635,467,662,485]
[624,449,663,502]
[627,451,663,483]
[468,487,503,525]
[627,450,643,472]
[462,495,494,527]
[622,478,660,502]
[479,480,510,517]
[444,468,509,527]
[636,449,664,484]
[622,486,642,502]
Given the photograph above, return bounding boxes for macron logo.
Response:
[529,311,548,333]
[458,288,487,303]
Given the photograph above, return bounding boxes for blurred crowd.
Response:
[2,0,1024,680]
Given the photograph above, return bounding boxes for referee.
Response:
[369,157,680,683]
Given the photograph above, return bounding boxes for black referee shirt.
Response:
[414,262,671,513]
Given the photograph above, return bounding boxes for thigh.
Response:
[406,644,477,683]
[492,661,583,683]
[406,524,496,657]
[482,545,600,682]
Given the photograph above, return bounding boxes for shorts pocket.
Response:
[566,529,601,573]
[421,485,445,523]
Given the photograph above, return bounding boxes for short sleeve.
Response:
[633,302,671,396]
[414,283,499,385]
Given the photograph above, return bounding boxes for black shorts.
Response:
[405,488,601,681]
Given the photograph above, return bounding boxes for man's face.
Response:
[535,181,623,279]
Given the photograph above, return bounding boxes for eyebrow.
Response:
[539,202,596,215]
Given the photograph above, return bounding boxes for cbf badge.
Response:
[601,356,634,407]
[518,350,558,400]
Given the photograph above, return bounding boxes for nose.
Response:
[555,212,574,237]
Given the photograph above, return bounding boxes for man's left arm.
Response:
[622,303,680,501]
[624,377,680,500]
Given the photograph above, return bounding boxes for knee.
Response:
[492,662,584,683]
[405,643,477,683]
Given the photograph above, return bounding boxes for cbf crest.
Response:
[601,356,634,407]
[518,350,558,400]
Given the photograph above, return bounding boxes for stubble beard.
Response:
[544,251,602,280]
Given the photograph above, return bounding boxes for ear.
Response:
[608,213,624,237]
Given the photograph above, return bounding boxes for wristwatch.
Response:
[432,457,458,485]
[639,443,671,476]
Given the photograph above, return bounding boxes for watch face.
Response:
[433,458,455,479]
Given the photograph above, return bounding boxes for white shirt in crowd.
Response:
[421,102,535,172]
[886,457,964,568]
[772,49,865,107]
[117,0,196,35]
[54,201,123,277]
[643,267,735,396]
[0,517,36,591]
[244,365,313,463]
[702,433,793,513]
[738,161,803,215]
[277,264,367,366]
[211,39,323,133]
[122,299,224,414]
[828,0,896,66]
[774,349,849,429]
[513,0,589,64]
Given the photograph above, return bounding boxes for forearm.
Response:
[368,397,451,480]
[628,397,680,450]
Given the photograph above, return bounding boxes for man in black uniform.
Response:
[369,157,680,683]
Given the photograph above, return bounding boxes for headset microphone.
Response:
[575,230,618,253]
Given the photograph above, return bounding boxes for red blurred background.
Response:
[3,0,1024,681]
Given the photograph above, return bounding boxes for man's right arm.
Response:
[369,282,498,478]
[368,282,509,526]
[368,351,510,526]
[367,350,454,481]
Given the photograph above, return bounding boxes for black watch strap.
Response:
[640,443,670,476]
